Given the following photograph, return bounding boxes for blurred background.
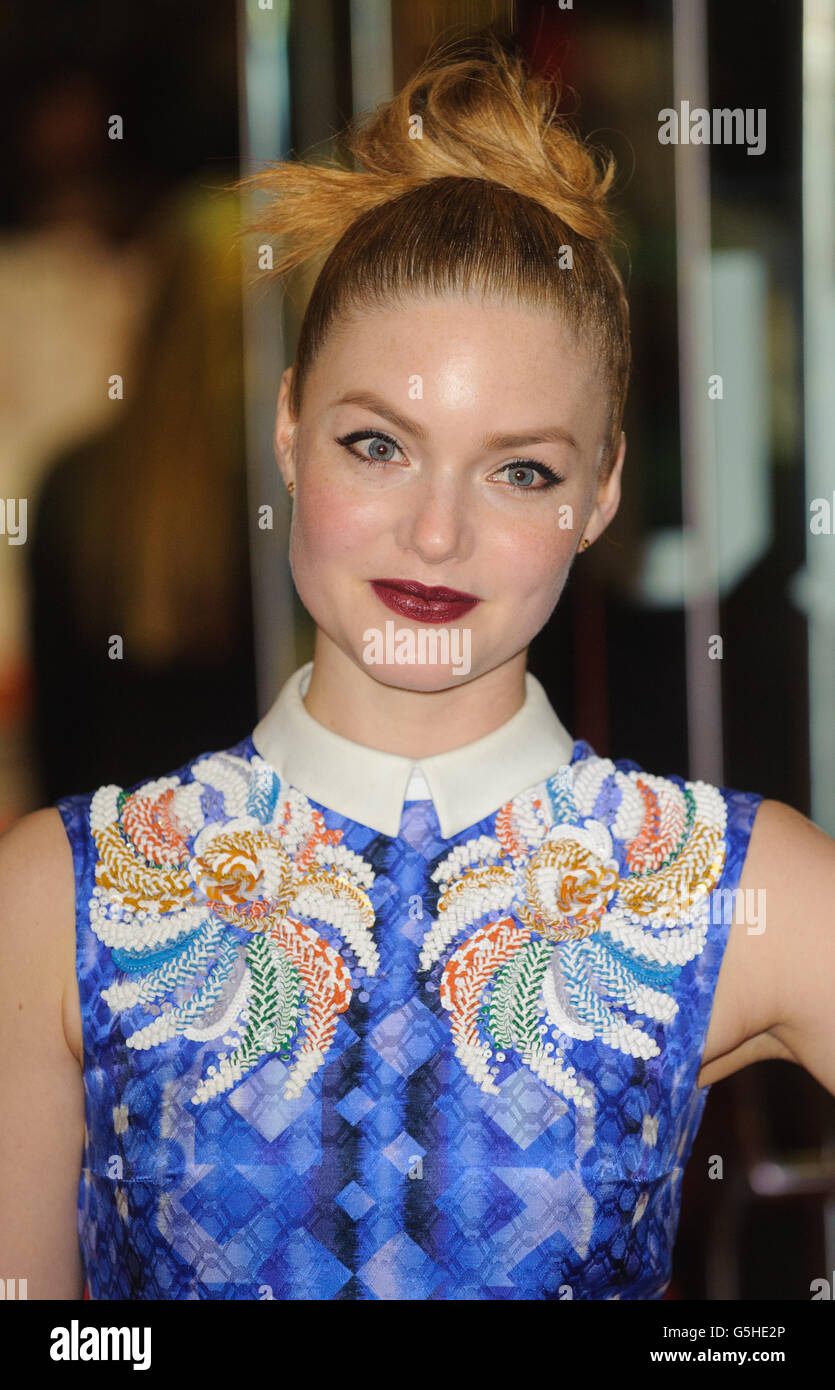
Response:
[1,0,833,1298]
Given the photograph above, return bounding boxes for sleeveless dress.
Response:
[55,664,762,1300]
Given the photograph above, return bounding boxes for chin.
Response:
[355,615,479,685]
[354,658,478,692]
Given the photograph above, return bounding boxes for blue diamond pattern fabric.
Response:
[55,731,763,1299]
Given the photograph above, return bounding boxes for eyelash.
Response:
[335,429,565,491]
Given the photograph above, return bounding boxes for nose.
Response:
[393,470,474,567]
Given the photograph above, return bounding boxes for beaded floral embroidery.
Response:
[89,753,377,1103]
[418,758,727,1110]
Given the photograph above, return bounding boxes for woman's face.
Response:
[274,292,625,692]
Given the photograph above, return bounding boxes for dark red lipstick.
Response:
[370,578,481,624]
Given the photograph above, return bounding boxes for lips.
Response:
[370,578,481,624]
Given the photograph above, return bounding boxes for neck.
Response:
[302,632,528,759]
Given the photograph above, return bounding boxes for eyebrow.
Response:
[332,391,579,452]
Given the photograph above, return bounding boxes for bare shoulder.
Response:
[0,805,76,919]
[0,807,80,1064]
[0,807,85,1297]
[698,798,835,1092]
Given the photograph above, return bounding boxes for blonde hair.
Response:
[236,33,631,476]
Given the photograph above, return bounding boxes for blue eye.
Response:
[337,429,402,467]
[506,464,537,488]
[498,461,565,491]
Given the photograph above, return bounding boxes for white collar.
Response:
[251,662,577,839]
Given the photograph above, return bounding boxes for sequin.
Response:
[56,735,763,1299]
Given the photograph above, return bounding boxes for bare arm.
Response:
[0,808,85,1298]
[756,799,835,1096]
[699,798,835,1095]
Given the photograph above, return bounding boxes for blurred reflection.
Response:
[27,180,256,802]
[0,1,254,816]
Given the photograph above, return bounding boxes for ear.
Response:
[273,365,298,490]
[584,431,626,545]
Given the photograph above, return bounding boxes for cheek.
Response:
[289,469,382,595]
[490,512,577,606]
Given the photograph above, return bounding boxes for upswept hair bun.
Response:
[235,33,631,474]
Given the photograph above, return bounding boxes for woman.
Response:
[1,37,833,1301]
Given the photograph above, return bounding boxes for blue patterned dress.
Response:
[55,727,761,1299]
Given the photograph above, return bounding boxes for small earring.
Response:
[580,537,591,551]
[287,480,295,498]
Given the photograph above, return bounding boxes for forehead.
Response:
[307,292,605,439]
